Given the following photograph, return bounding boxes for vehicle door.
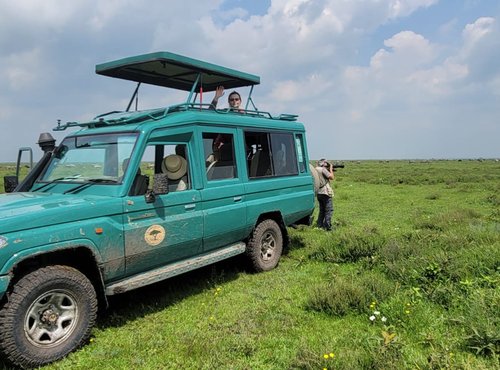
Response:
[122,130,203,276]
[200,128,247,251]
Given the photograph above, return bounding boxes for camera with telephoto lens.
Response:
[322,161,344,171]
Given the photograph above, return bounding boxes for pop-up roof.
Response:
[95,51,260,92]
[54,52,295,132]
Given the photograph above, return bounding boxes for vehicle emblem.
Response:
[144,225,166,246]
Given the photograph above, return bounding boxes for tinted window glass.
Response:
[245,132,272,178]
[245,131,298,178]
[270,133,298,176]
[295,134,306,173]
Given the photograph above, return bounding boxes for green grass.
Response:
[0,159,499,369]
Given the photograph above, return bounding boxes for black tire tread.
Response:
[246,219,283,272]
[0,265,97,368]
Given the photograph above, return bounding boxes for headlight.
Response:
[0,236,7,249]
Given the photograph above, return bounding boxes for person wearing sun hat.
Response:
[162,154,188,191]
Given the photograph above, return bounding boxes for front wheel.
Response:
[0,265,98,368]
[246,219,283,272]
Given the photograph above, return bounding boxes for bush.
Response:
[454,288,500,357]
[309,227,386,263]
[306,271,395,317]
[414,208,482,231]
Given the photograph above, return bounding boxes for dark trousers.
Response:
[316,194,333,231]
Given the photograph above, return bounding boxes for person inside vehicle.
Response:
[206,133,225,165]
[210,86,244,112]
[162,154,188,191]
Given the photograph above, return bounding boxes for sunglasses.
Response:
[229,97,240,102]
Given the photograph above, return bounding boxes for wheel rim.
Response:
[260,230,277,262]
[24,289,79,348]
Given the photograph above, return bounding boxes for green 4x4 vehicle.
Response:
[0,52,316,368]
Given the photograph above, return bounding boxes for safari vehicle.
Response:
[0,51,315,368]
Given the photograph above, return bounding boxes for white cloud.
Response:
[265,73,334,114]
[0,48,50,91]
[406,60,469,95]
[88,0,131,31]
[458,17,500,77]
[217,7,249,22]
[1,0,84,24]
[342,30,442,112]
[366,30,437,85]
[462,16,495,51]
[341,17,495,108]
[196,0,444,89]
[387,0,438,18]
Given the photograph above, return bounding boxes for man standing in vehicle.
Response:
[315,159,334,231]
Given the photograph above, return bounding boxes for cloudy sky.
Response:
[1,0,499,161]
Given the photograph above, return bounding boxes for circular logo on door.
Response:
[144,225,166,246]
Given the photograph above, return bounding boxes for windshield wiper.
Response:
[32,176,83,192]
[63,178,118,194]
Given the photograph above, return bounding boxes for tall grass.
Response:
[0,159,498,369]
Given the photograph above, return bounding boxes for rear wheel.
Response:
[0,265,97,368]
[246,219,283,272]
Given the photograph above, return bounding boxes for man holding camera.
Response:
[315,158,335,231]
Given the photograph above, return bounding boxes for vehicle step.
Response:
[105,242,246,295]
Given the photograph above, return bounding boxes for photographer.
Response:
[315,158,334,231]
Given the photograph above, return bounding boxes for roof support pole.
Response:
[187,73,201,105]
[246,85,258,111]
[126,82,141,112]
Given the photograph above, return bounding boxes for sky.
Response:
[1,0,499,161]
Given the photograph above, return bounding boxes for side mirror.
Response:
[144,174,169,203]
[4,176,18,193]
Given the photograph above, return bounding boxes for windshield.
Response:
[39,132,139,183]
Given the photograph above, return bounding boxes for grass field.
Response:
[0,160,499,369]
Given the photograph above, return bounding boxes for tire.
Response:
[0,265,98,368]
[246,219,283,272]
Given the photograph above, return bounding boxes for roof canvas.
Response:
[95,51,260,92]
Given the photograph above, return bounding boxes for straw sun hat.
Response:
[161,154,187,180]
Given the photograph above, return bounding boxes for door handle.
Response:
[233,196,242,202]
[184,204,196,210]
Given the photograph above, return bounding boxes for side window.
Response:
[270,133,298,176]
[295,134,306,173]
[203,133,236,181]
[138,143,191,194]
[245,132,272,178]
[245,131,298,178]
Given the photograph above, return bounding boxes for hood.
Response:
[0,192,123,234]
